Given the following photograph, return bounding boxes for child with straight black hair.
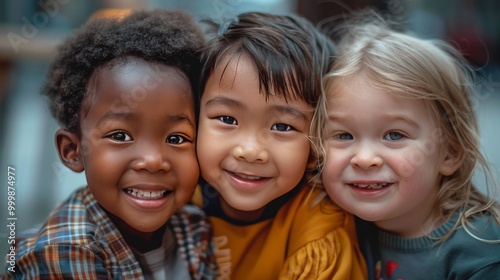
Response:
[193,11,366,279]
[4,9,217,279]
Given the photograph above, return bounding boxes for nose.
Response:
[131,142,171,172]
[232,134,269,163]
[350,143,383,170]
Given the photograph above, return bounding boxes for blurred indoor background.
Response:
[1,0,499,272]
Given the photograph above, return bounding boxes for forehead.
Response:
[211,51,302,101]
[84,58,191,103]
[80,58,194,120]
[209,53,310,105]
[102,58,190,91]
[212,52,256,84]
[328,75,440,126]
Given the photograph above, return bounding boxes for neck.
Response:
[124,225,166,253]
[219,197,265,222]
[377,207,444,238]
[105,209,166,253]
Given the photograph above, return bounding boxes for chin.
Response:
[353,211,385,222]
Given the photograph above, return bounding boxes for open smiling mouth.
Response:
[125,188,172,199]
[350,183,391,190]
[229,171,268,181]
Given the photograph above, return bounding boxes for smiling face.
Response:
[321,76,456,237]
[197,54,313,221]
[76,59,198,237]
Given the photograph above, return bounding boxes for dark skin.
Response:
[55,58,199,252]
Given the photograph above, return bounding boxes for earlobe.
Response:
[55,129,84,173]
[439,147,464,176]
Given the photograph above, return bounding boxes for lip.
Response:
[122,184,173,210]
[225,170,271,191]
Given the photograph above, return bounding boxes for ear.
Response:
[55,129,84,173]
[439,144,464,176]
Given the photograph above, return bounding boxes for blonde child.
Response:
[194,11,366,279]
[312,13,500,279]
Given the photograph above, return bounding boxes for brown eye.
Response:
[218,116,237,125]
[167,135,186,144]
[109,132,132,141]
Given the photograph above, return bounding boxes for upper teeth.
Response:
[353,183,388,189]
[126,188,168,199]
[236,173,261,180]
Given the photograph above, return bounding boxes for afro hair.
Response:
[42,9,205,133]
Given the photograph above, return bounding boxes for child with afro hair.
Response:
[4,9,217,279]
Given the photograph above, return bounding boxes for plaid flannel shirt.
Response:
[4,187,217,279]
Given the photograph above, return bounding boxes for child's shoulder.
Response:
[16,187,110,252]
[8,187,146,278]
[429,213,500,278]
[451,212,500,246]
[289,185,352,222]
[174,203,209,223]
[169,203,211,235]
[168,203,216,276]
[284,184,358,239]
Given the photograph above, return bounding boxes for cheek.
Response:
[323,147,342,171]
[82,151,120,182]
[321,163,336,189]
[390,150,433,179]
[175,149,200,182]
[197,139,220,172]
[197,124,229,166]
[277,141,310,177]
[320,149,343,186]
[185,157,200,186]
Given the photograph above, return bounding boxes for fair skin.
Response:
[197,53,313,222]
[56,58,199,251]
[321,76,460,237]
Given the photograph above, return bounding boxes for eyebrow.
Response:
[386,114,420,129]
[97,112,131,126]
[97,112,195,127]
[327,111,345,121]
[204,96,244,109]
[169,114,195,127]
[328,112,420,128]
[270,105,310,122]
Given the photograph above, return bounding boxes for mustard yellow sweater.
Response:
[194,185,367,280]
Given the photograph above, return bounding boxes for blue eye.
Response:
[109,132,132,142]
[272,123,293,131]
[218,116,237,125]
[337,133,353,140]
[384,132,404,141]
[167,135,187,144]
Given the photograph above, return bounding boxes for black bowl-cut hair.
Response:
[200,12,336,107]
[42,9,205,134]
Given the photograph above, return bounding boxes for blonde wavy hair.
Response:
[311,11,500,242]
